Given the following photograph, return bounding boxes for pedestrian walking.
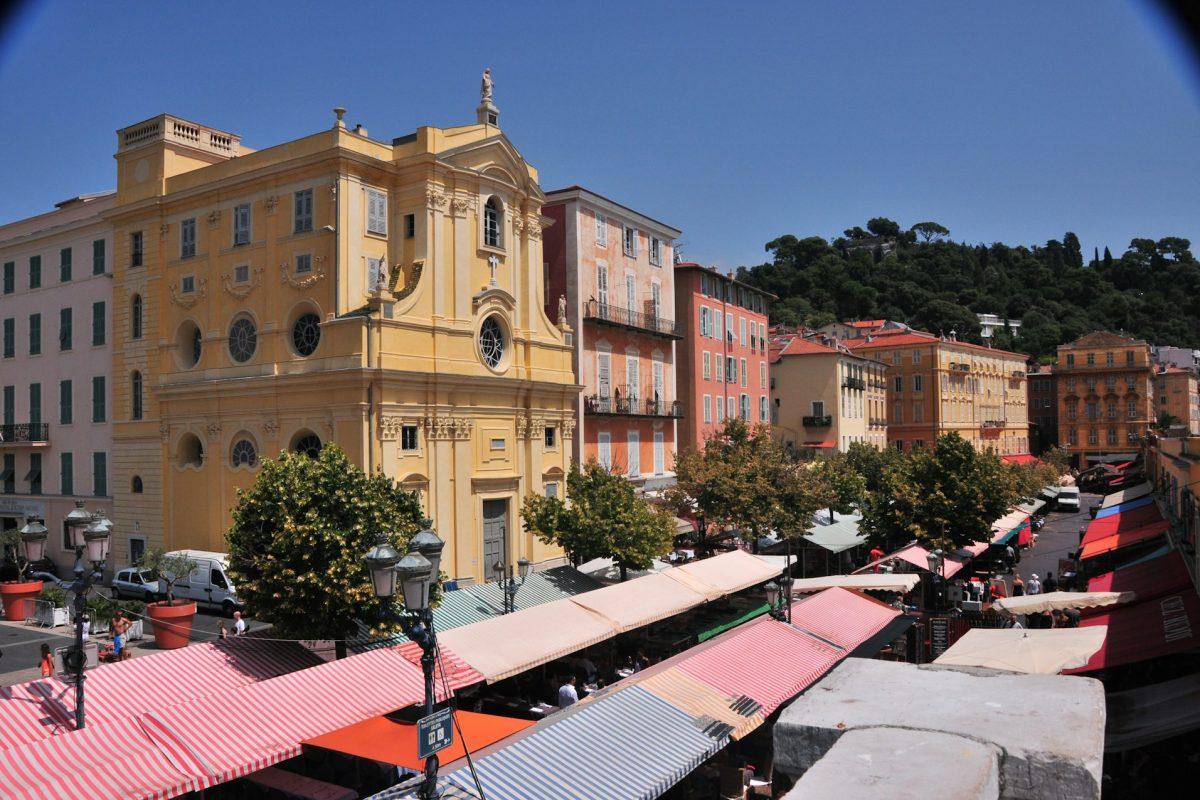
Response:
[1043,571,1059,593]
[39,643,53,678]
[79,613,90,644]
[233,611,246,636]
[1026,573,1043,595]
[557,675,578,708]
[218,621,228,639]
[111,609,132,661]
[1012,574,1025,596]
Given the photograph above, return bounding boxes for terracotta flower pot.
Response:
[0,580,44,622]
[146,600,197,649]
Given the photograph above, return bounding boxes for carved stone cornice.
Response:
[169,277,208,309]
[426,188,447,209]
[511,216,526,237]
[448,196,471,218]
[221,266,264,298]
[423,416,473,441]
[562,417,577,438]
[516,414,530,440]
[379,415,407,441]
[525,215,543,240]
[281,256,326,290]
[205,421,223,442]
[264,195,278,215]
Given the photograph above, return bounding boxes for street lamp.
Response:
[25,500,112,730]
[925,549,944,613]
[494,557,531,614]
[363,522,446,800]
[766,575,794,623]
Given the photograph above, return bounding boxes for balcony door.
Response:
[597,352,611,398]
[653,361,664,410]
[653,432,665,475]
[482,499,508,579]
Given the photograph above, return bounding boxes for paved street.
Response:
[1016,493,1100,588]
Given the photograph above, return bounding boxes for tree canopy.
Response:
[521,461,675,580]
[225,445,424,653]
[739,221,1200,358]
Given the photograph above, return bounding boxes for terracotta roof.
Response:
[776,337,841,357]
[1059,331,1147,349]
[845,319,887,328]
[844,331,1027,359]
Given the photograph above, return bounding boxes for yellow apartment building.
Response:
[1156,366,1200,435]
[1054,331,1154,468]
[845,330,1029,454]
[768,335,887,454]
[106,97,577,583]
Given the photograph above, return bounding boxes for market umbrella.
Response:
[993,591,1135,615]
[933,627,1108,674]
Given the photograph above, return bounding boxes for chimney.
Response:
[353,123,368,137]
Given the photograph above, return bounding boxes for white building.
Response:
[977,313,1020,340]
[1,193,114,574]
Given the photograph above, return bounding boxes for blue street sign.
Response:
[417,708,454,760]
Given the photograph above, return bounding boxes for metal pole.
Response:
[419,608,440,800]
[72,548,86,729]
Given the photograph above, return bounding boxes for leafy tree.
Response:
[861,434,1018,552]
[842,441,900,495]
[143,549,200,603]
[812,454,867,522]
[866,217,901,238]
[522,461,674,580]
[226,445,424,657]
[910,221,950,243]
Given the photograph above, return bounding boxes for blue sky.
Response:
[1,1,1197,269]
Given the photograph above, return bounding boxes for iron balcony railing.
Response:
[583,300,682,339]
[584,394,683,418]
[869,417,888,428]
[981,419,1007,429]
[842,377,866,390]
[803,414,833,427]
[0,423,49,444]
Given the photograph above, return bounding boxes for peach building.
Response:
[673,263,772,450]
[0,193,114,573]
[541,187,681,486]
[1155,366,1200,435]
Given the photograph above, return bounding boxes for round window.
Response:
[231,439,257,467]
[229,317,257,363]
[292,312,321,357]
[479,315,505,370]
[293,433,322,458]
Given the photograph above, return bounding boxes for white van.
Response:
[163,550,243,615]
[1057,487,1081,512]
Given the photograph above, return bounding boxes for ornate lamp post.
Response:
[925,548,945,613]
[765,574,794,623]
[26,500,112,729]
[493,556,531,614]
[364,521,446,800]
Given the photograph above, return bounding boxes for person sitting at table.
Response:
[557,675,579,708]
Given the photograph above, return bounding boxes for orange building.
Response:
[1054,331,1155,467]
[844,331,1029,455]
[1156,366,1200,435]
[541,187,681,486]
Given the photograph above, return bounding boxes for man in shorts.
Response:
[111,609,132,661]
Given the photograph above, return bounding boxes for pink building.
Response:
[542,187,681,487]
[674,263,773,450]
[1,193,114,574]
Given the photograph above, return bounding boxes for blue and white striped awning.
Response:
[370,685,726,800]
[1095,495,1154,519]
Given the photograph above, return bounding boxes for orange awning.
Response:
[302,711,533,771]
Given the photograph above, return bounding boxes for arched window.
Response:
[231,438,257,467]
[131,371,143,420]
[177,433,204,468]
[131,475,143,493]
[483,197,502,248]
[292,311,321,357]
[131,295,143,340]
[292,432,322,458]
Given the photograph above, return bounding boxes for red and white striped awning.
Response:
[790,587,903,650]
[141,646,433,786]
[675,618,843,715]
[0,638,322,752]
[0,716,208,800]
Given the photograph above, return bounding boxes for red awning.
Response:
[1002,454,1039,465]
[1081,504,1164,546]
[789,587,903,650]
[801,440,836,448]
[676,618,843,715]
[0,639,322,752]
[303,711,533,771]
[1113,461,1135,471]
[1067,590,1200,673]
[891,544,967,579]
[1086,551,1192,605]
[1078,521,1169,561]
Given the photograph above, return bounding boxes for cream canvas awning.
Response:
[437,598,618,683]
[993,591,1136,615]
[569,573,710,632]
[933,627,1108,674]
[662,550,781,599]
[1101,482,1153,509]
[789,574,920,594]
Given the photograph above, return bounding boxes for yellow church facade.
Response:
[107,102,577,583]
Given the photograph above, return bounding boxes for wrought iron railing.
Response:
[584,395,683,418]
[583,300,681,338]
[0,423,49,444]
[842,377,866,390]
[802,415,832,427]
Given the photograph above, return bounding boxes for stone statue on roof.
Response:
[481,68,494,103]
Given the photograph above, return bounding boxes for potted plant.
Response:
[34,585,70,628]
[0,525,45,622]
[142,550,198,649]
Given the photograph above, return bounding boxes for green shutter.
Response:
[92,376,105,422]
[60,247,72,282]
[92,301,105,346]
[29,255,40,289]
[93,452,107,497]
[60,379,72,424]
[60,452,73,496]
[93,239,106,274]
[59,307,72,351]
[28,313,40,355]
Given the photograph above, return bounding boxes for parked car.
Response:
[161,550,243,615]
[111,568,161,601]
[1057,487,1081,512]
